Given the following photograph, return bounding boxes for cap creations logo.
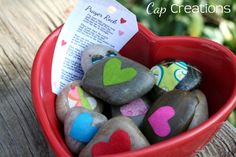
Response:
[146,2,231,17]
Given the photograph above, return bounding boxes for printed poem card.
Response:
[51,0,138,94]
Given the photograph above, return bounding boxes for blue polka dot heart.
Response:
[69,112,98,143]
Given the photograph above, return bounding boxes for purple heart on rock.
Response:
[120,98,148,117]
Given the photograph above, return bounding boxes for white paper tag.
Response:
[51,0,138,94]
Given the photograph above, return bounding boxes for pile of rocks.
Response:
[55,45,208,157]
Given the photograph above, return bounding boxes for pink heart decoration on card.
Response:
[120,18,127,24]
[119,30,125,36]
[53,82,57,88]
[61,40,67,46]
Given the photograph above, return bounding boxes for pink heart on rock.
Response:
[148,106,175,137]
[120,98,148,117]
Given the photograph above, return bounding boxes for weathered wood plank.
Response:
[196,121,236,157]
[0,0,76,156]
[0,0,235,156]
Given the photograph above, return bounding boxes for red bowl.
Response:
[31,24,236,157]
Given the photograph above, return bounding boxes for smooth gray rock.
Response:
[56,80,103,122]
[142,90,198,144]
[82,56,155,106]
[188,90,208,129]
[79,116,149,157]
[81,44,119,72]
[175,65,202,91]
[64,107,107,154]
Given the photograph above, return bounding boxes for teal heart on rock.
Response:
[70,112,98,143]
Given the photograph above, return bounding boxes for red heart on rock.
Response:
[92,129,131,156]
[120,18,127,24]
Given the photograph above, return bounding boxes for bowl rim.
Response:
[31,23,236,157]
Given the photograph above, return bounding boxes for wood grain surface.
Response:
[0,0,235,156]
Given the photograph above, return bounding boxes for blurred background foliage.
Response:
[118,0,236,127]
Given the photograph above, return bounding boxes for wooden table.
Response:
[0,0,235,156]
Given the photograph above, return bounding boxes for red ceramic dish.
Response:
[31,23,236,157]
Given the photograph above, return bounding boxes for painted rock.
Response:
[112,97,151,127]
[81,44,119,72]
[64,107,107,154]
[150,61,202,100]
[56,80,103,122]
[188,90,208,129]
[142,90,199,144]
[82,56,155,106]
[79,116,150,157]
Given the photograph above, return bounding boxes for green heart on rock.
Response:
[103,58,137,86]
